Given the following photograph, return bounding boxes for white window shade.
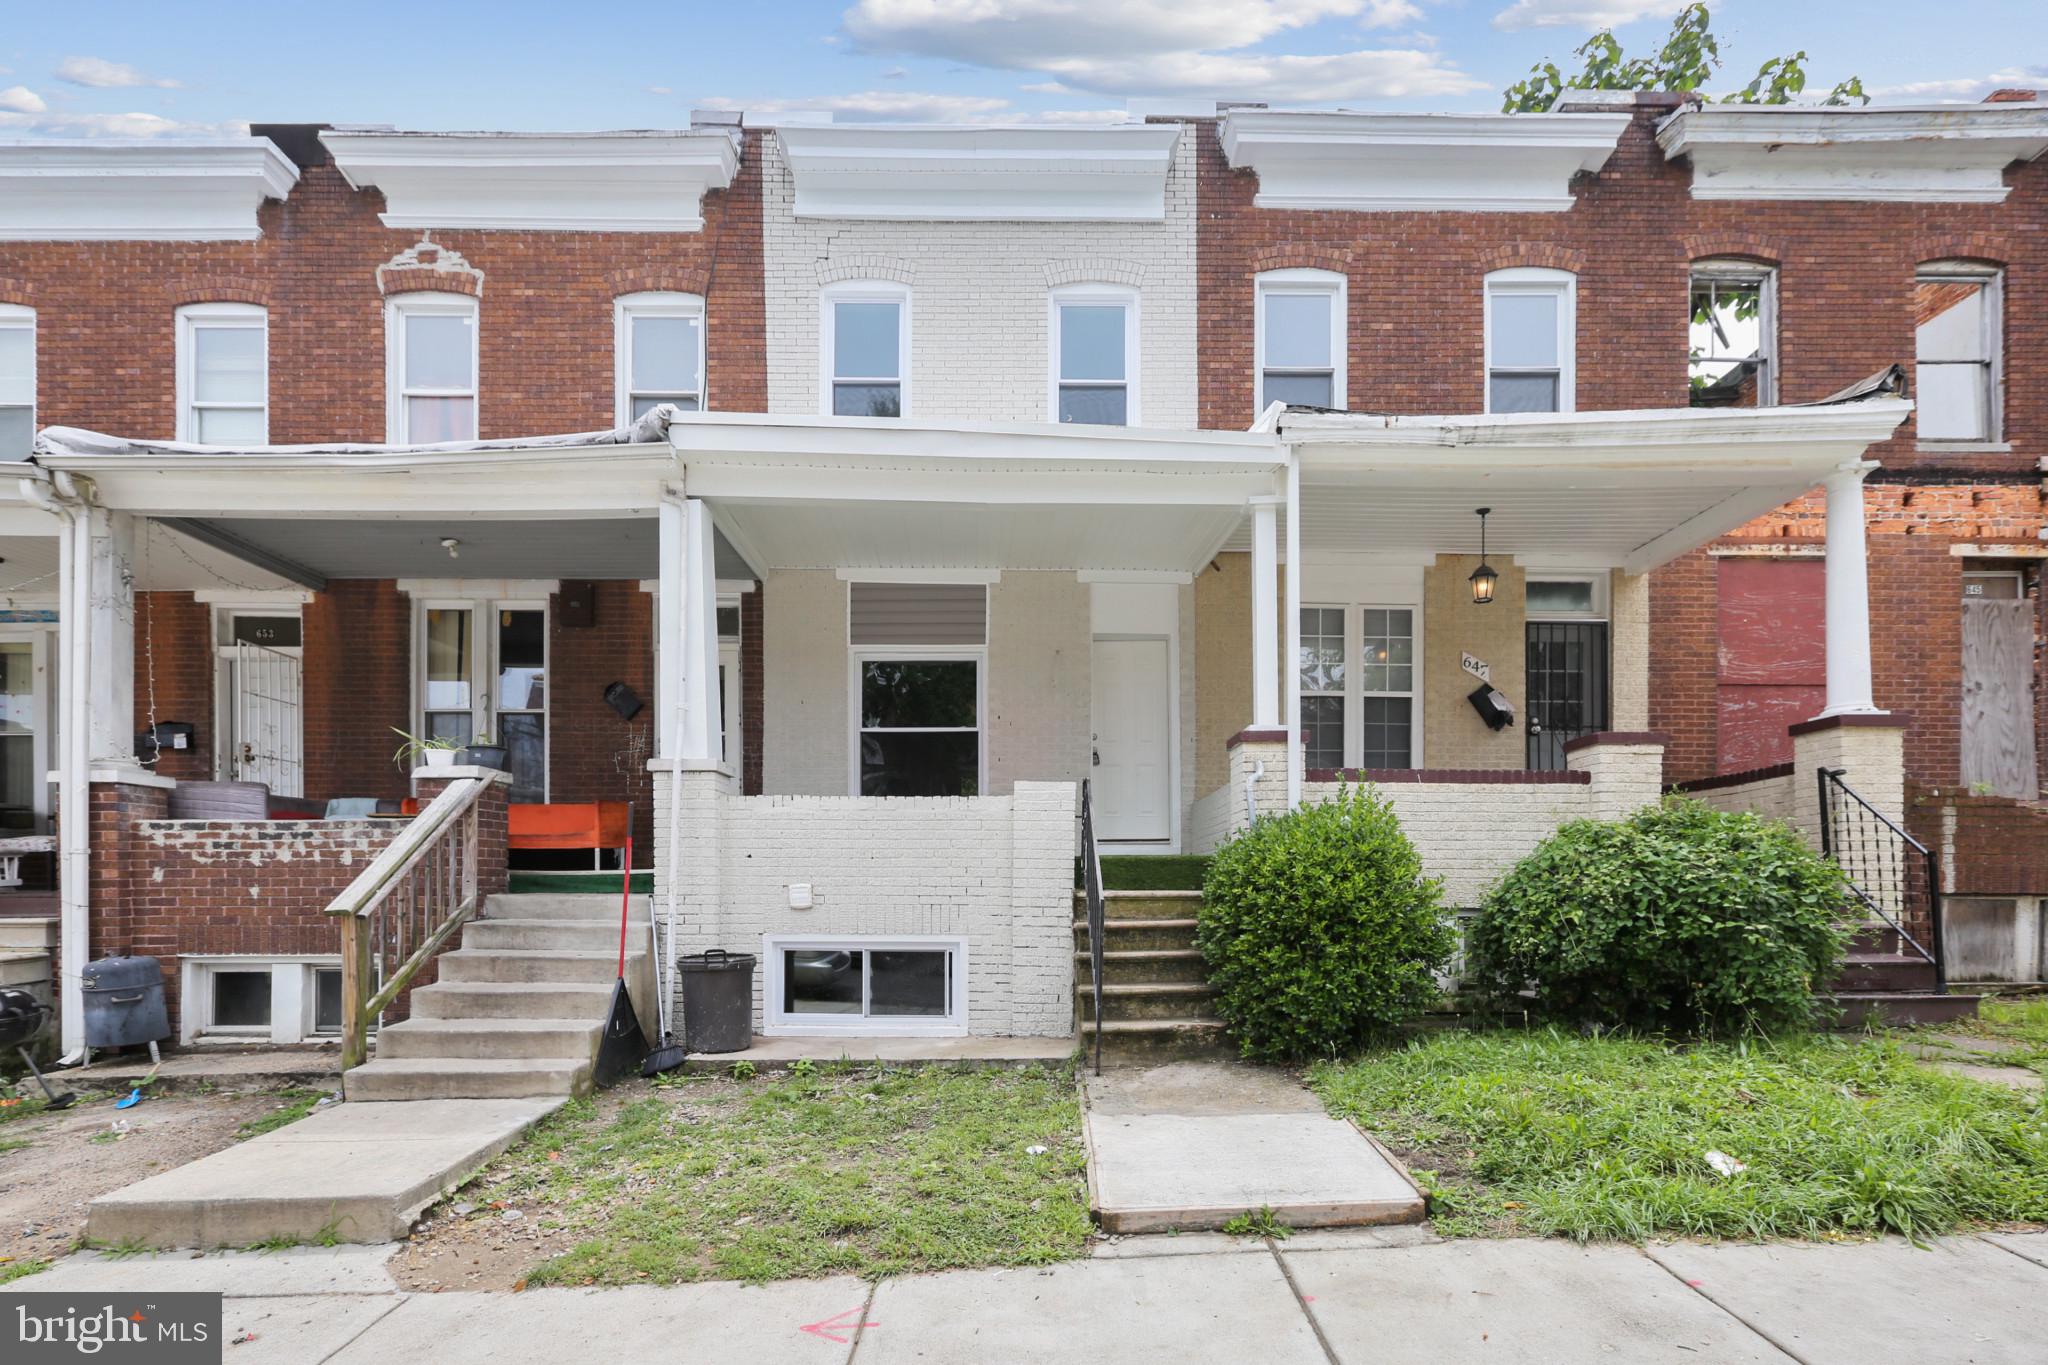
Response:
[616,292,705,422]
[388,295,477,444]
[183,310,268,444]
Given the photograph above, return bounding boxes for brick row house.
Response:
[0,92,2041,1085]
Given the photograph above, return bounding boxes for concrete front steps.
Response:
[1826,923,1982,1029]
[343,892,652,1102]
[1074,890,1231,1064]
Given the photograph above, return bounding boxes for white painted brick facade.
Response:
[760,130,1198,426]
[1689,772,1798,825]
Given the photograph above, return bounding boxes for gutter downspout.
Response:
[20,470,90,1058]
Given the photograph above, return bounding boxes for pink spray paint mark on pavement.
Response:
[800,1306,879,1345]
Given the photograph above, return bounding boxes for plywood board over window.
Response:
[1962,597,2038,800]
[1716,558,1824,772]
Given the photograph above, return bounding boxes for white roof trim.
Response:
[1656,104,2048,203]
[774,123,1180,222]
[319,129,742,232]
[1218,110,1630,213]
[0,138,298,241]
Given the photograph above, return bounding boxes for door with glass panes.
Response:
[420,601,548,802]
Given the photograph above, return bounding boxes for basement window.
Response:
[183,958,350,1044]
[211,970,272,1031]
[764,936,967,1036]
[0,305,34,461]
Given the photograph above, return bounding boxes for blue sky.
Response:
[1,1,2042,135]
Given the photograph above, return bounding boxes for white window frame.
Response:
[1254,268,1345,419]
[1914,262,2004,447]
[761,933,969,1038]
[1298,604,1348,771]
[0,304,33,460]
[1688,260,1777,408]
[1483,267,1576,415]
[1048,283,1140,426]
[0,627,53,833]
[1355,605,1419,771]
[1523,572,1609,622]
[175,302,269,444]
[177,956,346,1045]
[820,280,911,419]
[614,291,706,424]
[385,292,479,444]
[412,595,550,800]
[847,648,986,799]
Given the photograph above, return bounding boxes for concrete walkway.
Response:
[1084,1062,1424,1231]
[9,1229,2045,1364]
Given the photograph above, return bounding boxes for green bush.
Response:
[1198,786,1453,1061]
[1467,798,1849,1036]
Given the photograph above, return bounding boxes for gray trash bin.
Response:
[80,954,170,1050]
[677,950,756,1054]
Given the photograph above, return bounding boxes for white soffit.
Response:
[0,139,299,241]
[773,123,1181,221]
[319,129,742,232]
[1656,104,2048,203]
[1218,110,1630,213]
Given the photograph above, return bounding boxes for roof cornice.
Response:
[773,122,1181,222]
[1656,104,2048,203]
[1218,110,1631,213]
[0,138,299,241]
[319,128,743,232]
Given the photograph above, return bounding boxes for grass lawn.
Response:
[1920,995,2048,1076]
[1312,1028,2048,1243]
[430,1062,1089,1287]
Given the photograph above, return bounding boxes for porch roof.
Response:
[1265,400,1914,574]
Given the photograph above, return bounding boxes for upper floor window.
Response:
[1255,269,1344,414]
[615,292,705,423]
[823,282,908,418]
[1050,285,1137,426]
[176,303,268,444]
[1484,268,1575,414]
[1689,262,1775,408]
[0,306,31,462]
[386,293,477,444]
[1915,263,2002,443]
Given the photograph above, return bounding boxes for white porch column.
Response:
[1819,463,1882,718]
[86,507,137,765]
[1249,497,1280,728]
[1284,452,1302,810]
[678,498,724,763]
[656,497,684,759]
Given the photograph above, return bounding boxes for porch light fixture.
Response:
[440,537,461,560]
[1469,508,1498,605]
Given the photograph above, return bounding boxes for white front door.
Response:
[1091,637,1171,842]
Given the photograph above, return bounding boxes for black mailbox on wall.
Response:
[1468,685,1516,732]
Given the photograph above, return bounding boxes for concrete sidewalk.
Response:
[9,1227,2045,1364]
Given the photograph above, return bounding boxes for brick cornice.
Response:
[1477,243,1585,274]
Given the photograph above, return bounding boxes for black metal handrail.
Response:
[1817,766,1946,994]
[1080,778,1106,1075]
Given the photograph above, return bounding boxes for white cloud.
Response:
[842,1,1481,101]
[1023,107,1134,124]
[55,55,181,89]
[0,109,237,137]
[882,65,909,79]
[647,85,674,95]
[1491,0,1685,31]
[0,85,47,114]
[718,89,1016,121]
[1869,67,2045,102]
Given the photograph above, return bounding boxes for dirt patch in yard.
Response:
[1,1087,313,1269]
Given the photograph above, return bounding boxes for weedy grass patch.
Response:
[1312,1028,2048,1243]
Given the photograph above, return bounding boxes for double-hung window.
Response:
[418,599,548,803]
[1484,268,1574,414]
[1358,609,1416,770]
[824,283,908,418]
[1915,264,2002,443]
[176,303,268,444]
[386,293,477,443]
[1689,262,1775,408]
[1299,607,1346,770]
[849,581,985,796]
[615,292,705,422]
[1050,285,1136,425]
[1297,604,1417,772]
[1255,269,1344,413]
[0,306,32,462]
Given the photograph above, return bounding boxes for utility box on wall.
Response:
[559,580,598,629]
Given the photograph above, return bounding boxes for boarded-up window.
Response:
[1716,558,1825,772]
[849,582,988,647]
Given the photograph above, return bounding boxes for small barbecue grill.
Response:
[0,988,74,1110]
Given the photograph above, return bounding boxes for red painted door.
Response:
[1716,558,1825,772]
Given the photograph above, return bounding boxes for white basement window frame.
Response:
[385,292,479,444]
[1688,259,1776,408]
[178,956,348,1045]
[761,934,969,1037]
[176,302,270,445]
[1048,282,1139,426]
[820,280,910,418]
[1914,261,2003,445]
[0,304,33,463]
[1484,267,1575,414]
[614,291,706,423]
[1254,268,1345,417]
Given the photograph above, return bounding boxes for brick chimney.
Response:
[1983,89,2039,103]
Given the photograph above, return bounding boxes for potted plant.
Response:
[458,732,510,773]
[391,728,461,771]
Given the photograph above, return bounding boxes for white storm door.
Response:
[1091,638,1171,842]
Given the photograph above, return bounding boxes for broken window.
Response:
[1915,266,2002,442]
[1689,264,1775,408]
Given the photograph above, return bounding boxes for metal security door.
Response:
[1526,621,1609,770]
[226,642,304,797]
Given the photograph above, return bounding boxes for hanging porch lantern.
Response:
[1469,507,1499,605]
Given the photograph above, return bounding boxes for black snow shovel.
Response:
[592,832,649,1088]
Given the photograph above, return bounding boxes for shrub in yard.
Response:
[1198,785,1453,1061]
[1467,798,1849,1036]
